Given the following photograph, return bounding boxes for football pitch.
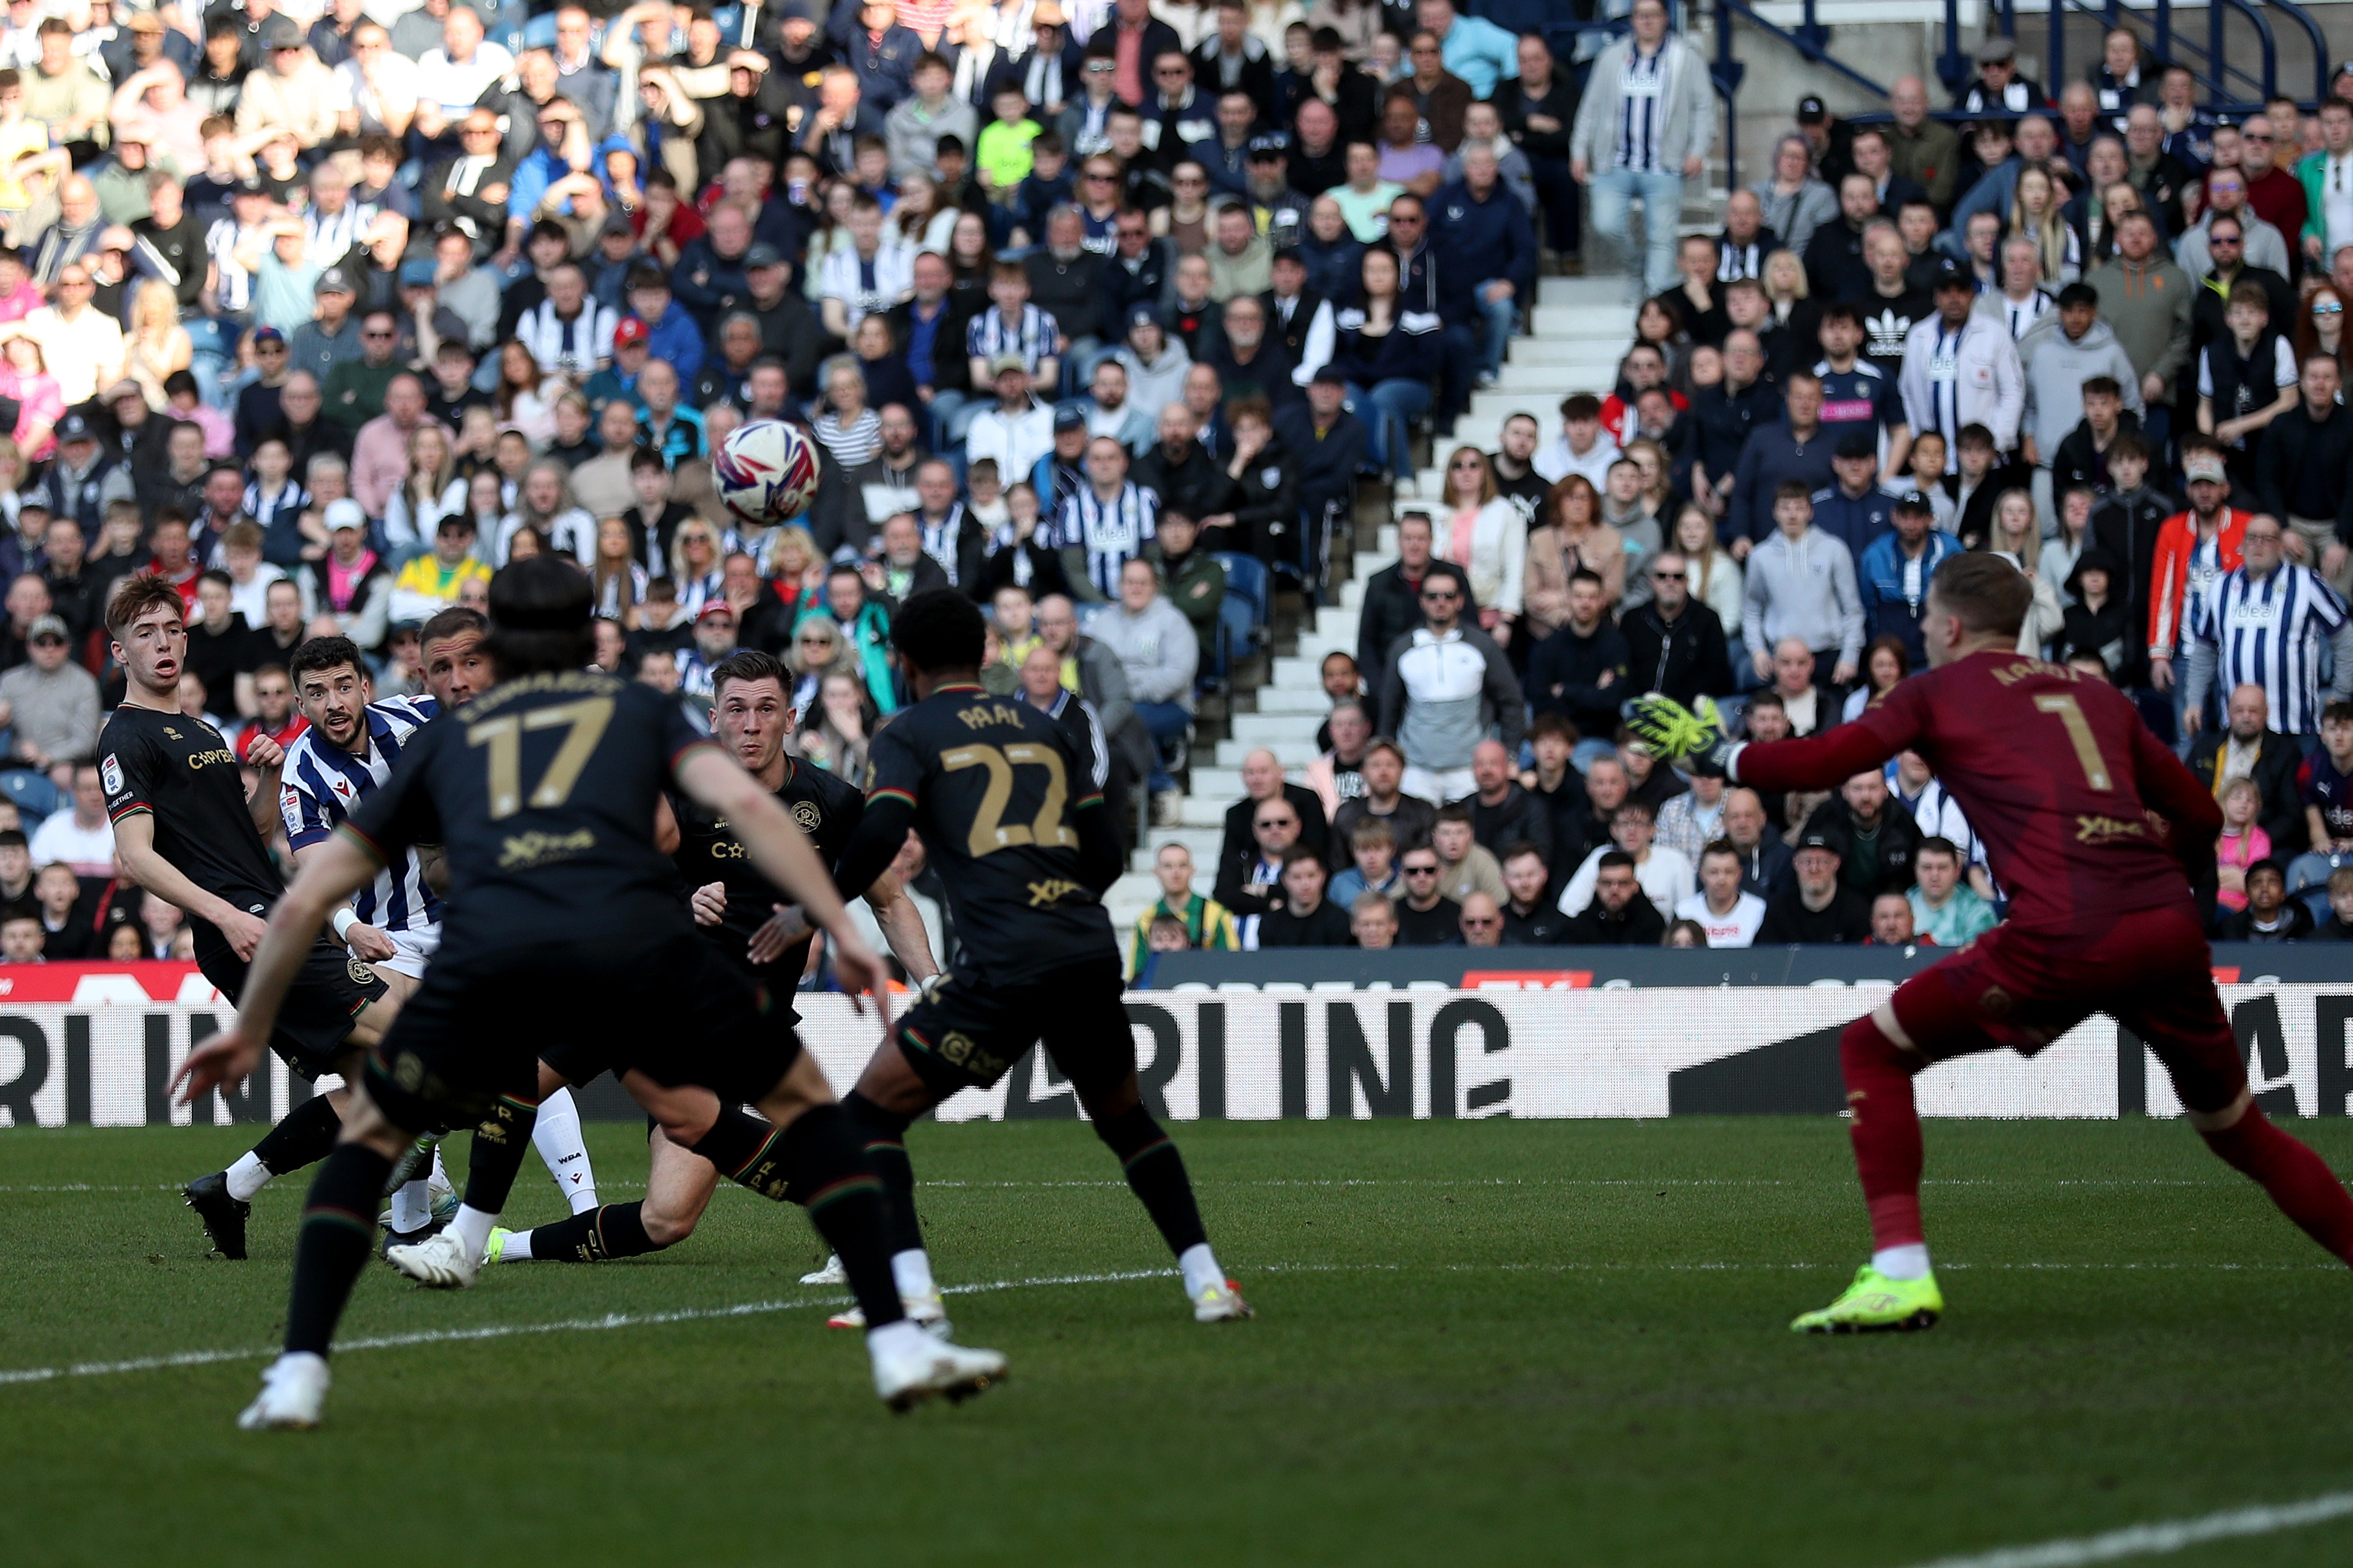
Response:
[5,1116,2352,1568]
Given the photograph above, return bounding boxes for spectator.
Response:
[1800,769,1921,899]
[1057,435,1160,600]
[1465,737,1550,865]
[2196,280,2297,489]
[1559,849,1667,945]
[1653,768,1728,862]
[1622,546,1735,706]
[1858,489,1961,665]
[2216,858,2313,940]
[2082,211,2192,451]
[2289,701,2353,895]
[1756,827,1871,944]
[1533,391,1622,491]
[1356,511,1444,682]
[1349,889,1398,949]
[1742,482,1864,696]
[1674,840,1766,947]
[1129,842,1238,971]
[1522,569,1627,751]
[1391,842,1461,945]
[1568,0,1714,298]
[1498,843,1566,944]
[1728,371,1837,545]
[1429,801,1504,906]
[1556,795,1691,918]
[1455,891,1505,948]
[1215,788,1301,923]
[1331,737,1437,855]
[1221,744,1331,876]
[1905,834,1996,945]
[1721,784,1791,897]
[1377,561,1521,803]
[1751,134,1837,265]
[0,614,97,784]
[2314,865,2353,940]
[1866,892,1922,945]
[1433,446,1524,645]
[967,355,1058,484]
[1305,699,1373,821]
[1329,814,1401,909]
[1897,265,2024,474]
[2185,682,2309,855]
[1091,556,1197,799]
[1253,845,1353,947]
[2214,776,2272,915]
[2253,352,2353,594]
[2181,517,2353,745]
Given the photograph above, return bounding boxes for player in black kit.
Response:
[486,650,943,1298]
[174,559,1006,1428]
[96,575,399,1261]
[827,590,1252,1324]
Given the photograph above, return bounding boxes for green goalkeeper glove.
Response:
[1626,693,1736,777]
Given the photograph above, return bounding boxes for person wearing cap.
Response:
[2148,437,2252,702]
[1569,0,1715,298]
[0,609,99,780]
[1858,487,1960,663]
[235,17,339,149]
[278,262,363,383]
[1754,826,1871,943]
[1807,428,1898,560]
[1956,32,2042,118]
[966,351,1057,485]
[1895,263,2022,476]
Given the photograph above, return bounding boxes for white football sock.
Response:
[890,1249,936,1299]
[1178,1242,1223,1297]
[450,1203,497,1259]
[530,1086,598,1213]
[225,1151,272,1202]
[1873,1243,1932,1281]
[497,1227,534,1261]
[387,1179,431,1233]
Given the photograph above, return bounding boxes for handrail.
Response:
[2218,0,2281,105]
[1711,0,1891,101]
[2033,0,2268,110]
[2266,0,2331,105]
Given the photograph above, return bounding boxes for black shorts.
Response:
[894,955,1133,1099]
[200,937,389,1083]
[388,932,800,1135]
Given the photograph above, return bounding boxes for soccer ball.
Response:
[712,418,822,527]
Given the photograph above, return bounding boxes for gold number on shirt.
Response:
[467,699,616,820]
[941,742,1078,856]
[2033,694,2112,791]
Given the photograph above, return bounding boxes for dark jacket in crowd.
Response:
[2188,727,2308,853]
[1756,885,1873,944]
[1523,617,1632,740]
[2253,400,2353,541]
[1469,782,1554,868]
[1620,598,1735,706]
[1219,782,1332,873]
[1560,893,1667,945]
[1799,797,1923,899]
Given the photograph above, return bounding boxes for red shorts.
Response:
[1888,902,2246,1114]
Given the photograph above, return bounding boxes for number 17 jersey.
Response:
[866,682,1115,981]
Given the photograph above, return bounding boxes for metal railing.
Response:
[1946,0,2328,109]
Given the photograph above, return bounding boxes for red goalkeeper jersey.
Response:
[1731,650,2222,931]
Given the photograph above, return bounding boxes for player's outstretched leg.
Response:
[1793,1009,1945,1334]
[668,1083,1002,1409]
[491,1124,714,1263]
[187,1094,345,1259]
[240,1133,396,1428]
[1085,1088,1251,1322]
[385,1092,541,1289]
[829,1090,942,1328]
[2196,1099,2353,1263]
[528,1085,599,1215]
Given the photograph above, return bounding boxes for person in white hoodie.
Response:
[1089,556,1201,795]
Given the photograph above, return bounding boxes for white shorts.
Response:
[1401,765,1476,806]
[376,927,441,980]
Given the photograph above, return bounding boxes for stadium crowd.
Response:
[0,0,2346,966]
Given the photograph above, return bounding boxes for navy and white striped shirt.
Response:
[1997,289,2055,341]
[279,695,443,936]
[919,503,969,585]
[1053,482,1156,598]
[303,198,378,268]
[1615,47,1667,174]
[2192,561,2351,736]
[1717,237,1766,280]
[966,303,1062,374]
[244,478,309,541]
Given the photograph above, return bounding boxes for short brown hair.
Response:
[1928,552,2032,638]
[107,574,186,637]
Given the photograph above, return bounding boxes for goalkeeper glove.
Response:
[1626,693,1738,778]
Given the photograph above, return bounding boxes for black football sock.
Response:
[252,1094,344,1177]
[284,1143,394,1357]
[460,1094,540,1215]
[842,1090,924,1257]
[781,1103,904,1328]
[522,1203,670,1262]
[1095,1104,1210,1259]
[682,1104,792,1195]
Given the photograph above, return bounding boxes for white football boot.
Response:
[800,1253,847,1286]
[385,1227,483,1289]
[868,1322,1006,1411]
[237,1352,330,1430]
[1191,1278,1255,1322]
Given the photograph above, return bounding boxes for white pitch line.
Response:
[1901,1489,2353,1568]
[0,1176,2250,1194]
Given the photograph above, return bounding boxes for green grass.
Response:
[5,1117,2353,1567]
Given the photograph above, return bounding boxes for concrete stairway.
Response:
[1104,274,1644,951]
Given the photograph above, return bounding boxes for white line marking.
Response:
[0,1177,2252,1194]
[8,1257,2345,1391]
[1901,1490,2353,1568]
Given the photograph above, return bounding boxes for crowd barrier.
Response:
[0,957,2348,1126]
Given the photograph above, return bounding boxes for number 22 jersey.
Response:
[864,684,1114,981]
